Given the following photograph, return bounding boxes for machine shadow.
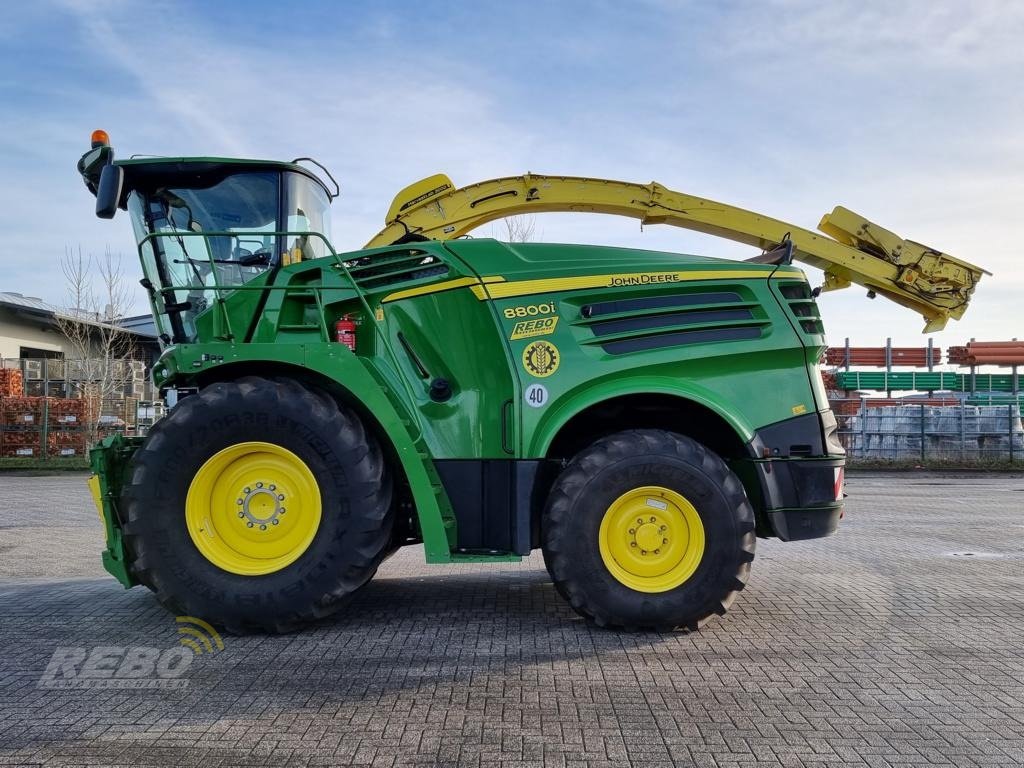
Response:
[0,573,694,753]
[0,569,680,653]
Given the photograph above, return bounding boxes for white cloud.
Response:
[706,0,1024,70]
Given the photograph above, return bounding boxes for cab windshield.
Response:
[127,169,333,343]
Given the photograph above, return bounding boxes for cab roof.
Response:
[113,156,332,196]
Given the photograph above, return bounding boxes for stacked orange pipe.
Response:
[948,341,1024,367]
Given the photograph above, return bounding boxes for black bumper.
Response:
[757,457,844,540]
[745,411,845,541]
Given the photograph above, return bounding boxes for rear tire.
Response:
[542,429,755,631]
[121,376,392,633]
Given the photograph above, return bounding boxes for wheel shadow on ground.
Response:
[0,567,689,642]
[0,568,692,643]
[0,568,683,683]
[339,565,576,625]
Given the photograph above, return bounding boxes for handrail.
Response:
[136,229,423,438]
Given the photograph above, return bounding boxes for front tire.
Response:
[542,430,755,631]
[121,376,392,633]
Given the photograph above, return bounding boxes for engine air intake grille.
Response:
[778,282,824,335]
[578,290,769,355]
[342,249,449,292]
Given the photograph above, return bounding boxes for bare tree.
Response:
[502,215,536,243]
[56,245,138,442]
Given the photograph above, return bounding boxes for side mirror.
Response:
[95,164,124,219]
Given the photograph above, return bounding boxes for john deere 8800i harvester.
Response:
[78,130,986,633]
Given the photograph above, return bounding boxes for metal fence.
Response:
[834,398,1024,463]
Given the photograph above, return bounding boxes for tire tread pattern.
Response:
[120,376,391,634]
[542,429,755,632]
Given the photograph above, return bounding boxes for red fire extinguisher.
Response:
[334,314,357,351]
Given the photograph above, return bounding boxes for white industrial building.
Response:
[0,292,157,362]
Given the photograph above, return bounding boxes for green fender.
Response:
[529,375,756,458]
[157,343,456,562]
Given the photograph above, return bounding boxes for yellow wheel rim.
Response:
[598,485,705,593]
[185,441,322,576]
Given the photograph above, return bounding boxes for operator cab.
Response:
[77,130,337,344]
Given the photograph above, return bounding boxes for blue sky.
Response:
[1,0,1021,347]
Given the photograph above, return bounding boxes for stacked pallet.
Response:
[47,429,86,457]
[1,430,41,457]
[0,396,90,458]
[100,398,138,429]
[948,341,1024,367]
[18,356,151,406]
[0,368,23,397]
[47,398,88,457]
[0,397,43,457]
[2,397,42,426]
[48,398,85,427]
[0,358,153,458]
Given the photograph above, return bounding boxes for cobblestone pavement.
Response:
[1,471,1023,767]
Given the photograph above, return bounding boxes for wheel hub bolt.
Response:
[641,550,647,555]
[236,484,289,529]
[654,549,660,554]
[631,542,637,547]
[650,516,656,523]
[628,528,635,534]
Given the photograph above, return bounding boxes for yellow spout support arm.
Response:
[365,173,989,332]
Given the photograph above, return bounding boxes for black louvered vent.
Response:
[342,249,449,292]
[778,282,824,335]
[579,291,769,355]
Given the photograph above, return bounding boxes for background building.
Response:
[0,292,158,362]
[0,292,162,456]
